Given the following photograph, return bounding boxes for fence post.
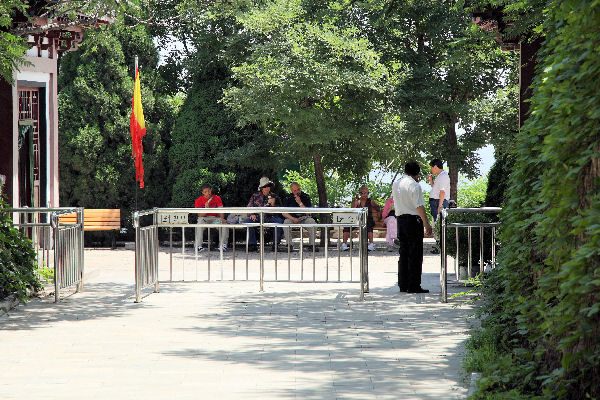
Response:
[441,209,447,303]
[134,211,141,303]
[77,207,85,292]
[259,211,264,292]
[153,209,159,293]
[51,212,60,303]
[359,208,368,300]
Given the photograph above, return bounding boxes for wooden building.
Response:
[0,13,109,208]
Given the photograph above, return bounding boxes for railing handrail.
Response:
[4,207,82,214]
[440,206,501,303]
[4,206,85,302]
[442,207,501,216]
[133,207,369,302]
[138,206,366,215]
[445,222,501,228]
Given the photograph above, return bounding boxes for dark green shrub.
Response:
[467,2,600,398]
[484,152,513,207]
[0,199,42,303]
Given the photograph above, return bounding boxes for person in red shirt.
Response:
[194,184,228,251]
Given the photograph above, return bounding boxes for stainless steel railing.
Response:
[5,207,85,302]
[133,207,369,302]
[439,207,501,302]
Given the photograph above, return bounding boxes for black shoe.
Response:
[393,238,401,247]
[248,244,258,252]
[303,245,319,252]
[408,287,429,293]
[271,244,285,252]
[431,247,440,254]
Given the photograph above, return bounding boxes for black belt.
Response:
[398,214,422,221]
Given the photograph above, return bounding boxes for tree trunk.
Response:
[313,154,329,246]
[444,122,459,202]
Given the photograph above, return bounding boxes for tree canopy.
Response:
[58,21,174,219]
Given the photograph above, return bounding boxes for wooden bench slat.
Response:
[58,209,121,231]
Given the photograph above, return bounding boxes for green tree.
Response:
[58,21,174,223]
[166,12,285,208]
[0,0,29,83]
[222,0,391,210]
[369,0,516,200]
[1,0,141,84]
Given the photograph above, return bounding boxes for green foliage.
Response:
[467,1,600,398]
[168,18,279,208]
[484,152,513,207]
[457,176,489,208]
[281,163,391,208]
[369,0,516,197]
[0,199,42,302]
[281,166,352,208]
[0,0,29,83]
[222,1,394,206]
[35,265,54,284]
[58,21,174,226]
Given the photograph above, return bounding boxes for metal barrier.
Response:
[133,207,369,302]
[439,207,501,302]
[5,207,85,302]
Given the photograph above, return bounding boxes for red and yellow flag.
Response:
[130,66,146,188]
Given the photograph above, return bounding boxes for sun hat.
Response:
[258,177,274,190]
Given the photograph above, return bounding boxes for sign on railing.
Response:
[332,213,358,224]
[157,212,188,225]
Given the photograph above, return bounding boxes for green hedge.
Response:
[0,200,42,303]
[467,2,600,398]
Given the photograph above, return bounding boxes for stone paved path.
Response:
[0,239,471,399]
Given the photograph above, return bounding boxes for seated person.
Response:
[281,182,318,251]
[382,197,397,252]
[341,186,380,252]
[244,177,284,251]
[194,184,229,251]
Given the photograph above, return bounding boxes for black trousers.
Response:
[397,214,424,291]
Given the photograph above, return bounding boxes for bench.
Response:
[59,209,121,248]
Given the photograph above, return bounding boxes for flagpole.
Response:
[134,55,138,212]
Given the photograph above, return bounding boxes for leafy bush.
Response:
[466,2,600,398]
[484,153,513,207]
[0,200,42,303]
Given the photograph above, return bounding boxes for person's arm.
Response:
[281,195,296,221]
[382,199,392,220]
[247,194,257,221]
[417,205,432,236]
[196,198,208,218]
[299,194,310,215]
[438,189,445,213]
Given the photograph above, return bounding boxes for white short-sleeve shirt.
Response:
[430,170,450,201]
[392,175,425,216]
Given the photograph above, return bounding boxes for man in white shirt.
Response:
[392,161,433,293]
[427,158,450,221]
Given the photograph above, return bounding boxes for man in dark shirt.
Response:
[282,182,317,250]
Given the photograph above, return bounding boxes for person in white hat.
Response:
[243,177,284,251]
